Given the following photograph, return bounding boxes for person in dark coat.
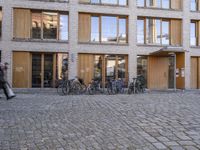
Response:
[0,63,16,100]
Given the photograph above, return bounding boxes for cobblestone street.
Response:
[0,92,200,150]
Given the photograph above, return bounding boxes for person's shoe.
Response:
[7,95,16,100]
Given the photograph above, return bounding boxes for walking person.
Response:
[0,63,16,100]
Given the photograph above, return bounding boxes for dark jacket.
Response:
[0,68,5,88]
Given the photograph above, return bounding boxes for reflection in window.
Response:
[137,56,147,88]
[190,22,197,46]
[102,16,117,43]
[32,12,41,39]
[43,12,58,39]
[57,53,68,80]
[91,16,99,42]
[137,0,145,7]
[162,20,169,45]
[138,17,171,45]
[118,56,126,80]
[89,0,127,5]
[146,19,161,44]
[94,55,102,80]
[59,14,68,40]
[118,18,127,43]
[106,55,116,79]
[138,0,171,9]
[102,0,117,5]
[137,19,145,44]
[191,0,197,11]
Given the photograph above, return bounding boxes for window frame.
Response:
[137,17,171,46]
[89,14,128,44]
[137,0,172,10]
[80,0,128,7]
[31,10,69,41]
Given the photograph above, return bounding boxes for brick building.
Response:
[0,0,199,90]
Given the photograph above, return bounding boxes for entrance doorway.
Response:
[32,53,54,88]
[191,57,200,89]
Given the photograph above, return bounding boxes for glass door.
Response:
[32,54,42,88]
[44,54,53,88]
[32,53,54,88]
[105,55,116,81]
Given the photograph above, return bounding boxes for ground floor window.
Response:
[13,52,68,88]
[78,54,128,86]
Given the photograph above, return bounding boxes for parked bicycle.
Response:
[57,77,87,95]
[128,75,145,94]
[87,78,104,95]
[107,78,125,95]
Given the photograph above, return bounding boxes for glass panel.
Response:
[118,56,126,80]
[146,0,154,7]
[32,54,41,88]
[94,55,103,80]
[101,0,117,5]
[191,0,197,11]
[155,0,161,7]
[119,0,127,5]
[44,54,53,88]
[59,14,68,40]
[190,22,197,46]
[91,0,100,3]
[137,56,147,88]
[43,12,58,39]
[106,55,116,80]
[91,16,100,42]
[0,10,2,38]
[137,0,145,7]
[162,20,169,45]
[146,18,161,44]
[162,0,170,9]
[168,57,175,89]
[137,19,145,44]
[57,54,68,80]
[31,12,41,39]
[118,18,127,43]
[101,16,117,43]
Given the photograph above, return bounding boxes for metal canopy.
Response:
[150,46,187,56]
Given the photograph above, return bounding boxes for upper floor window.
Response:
[79,13,128,44]
[137,0,182,10]
[13,8,68,41]
[190,21,198,46]
[0,9,2,38]
[191,0,199,11]
[29,0,69,2]
[137,17,182,46]
[80,0,127,6]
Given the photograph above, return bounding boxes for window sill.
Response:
[137,44,182,47]
[78,42,129,46]
[79,2,128,8]
[137,6,182,11]
[190,46,200,48]
[29,0,69,3]
[12,38,68,43]
[190,10,200,13]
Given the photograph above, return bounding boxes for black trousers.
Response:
[0,82,9,99]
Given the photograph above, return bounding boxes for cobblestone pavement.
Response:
[0,92,200,150]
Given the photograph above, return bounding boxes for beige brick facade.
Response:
[0,0,199,89]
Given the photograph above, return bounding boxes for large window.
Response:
[89,15,128,44]
[137,0,171,9]
[81,0,127,6]
[31,11,68,40]
[138,18,169,45]
[191,0,198,11]
[30,0,69,2]
[0,9,2,38]
[190,22,197,46]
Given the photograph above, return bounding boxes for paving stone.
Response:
[0,92,200,149]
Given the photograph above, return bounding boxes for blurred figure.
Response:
[0,63,16,100]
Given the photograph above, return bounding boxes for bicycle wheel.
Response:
[57,83,65,96]
[72,82,82,95]
[88,85,95,95]
[80,84,87,94]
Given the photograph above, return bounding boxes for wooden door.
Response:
[148,56,169,90]
[13,52,31,88]
[191,57,198,89]
[78,54,94,85]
